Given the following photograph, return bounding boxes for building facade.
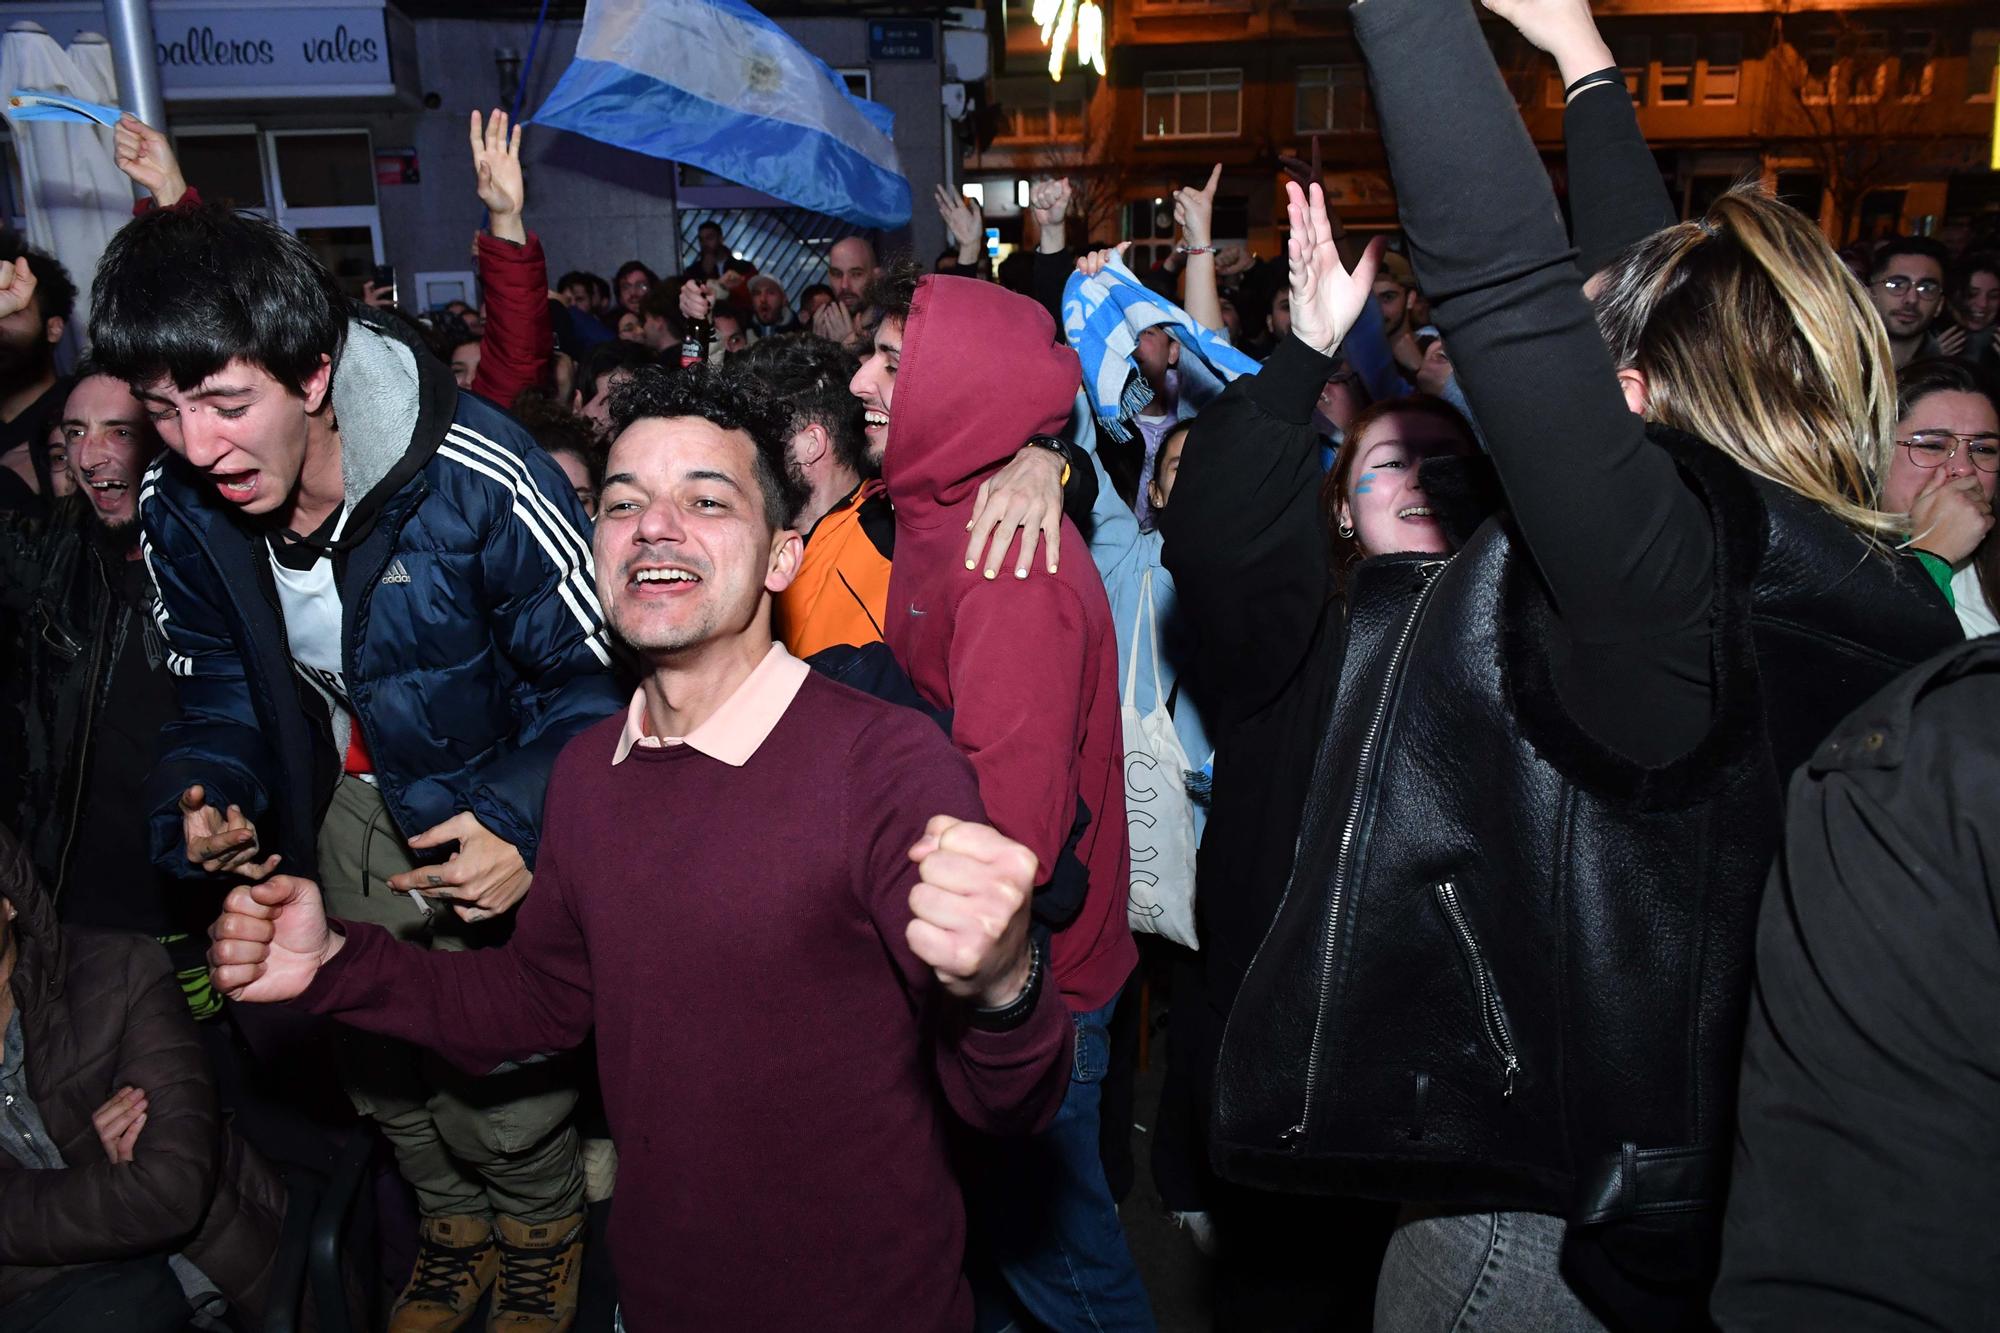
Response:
[963,0,1998,263]
[0,0,956,309]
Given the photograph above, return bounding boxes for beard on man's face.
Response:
[85,504,143,562]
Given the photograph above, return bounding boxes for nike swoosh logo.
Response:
[908,602,926,617]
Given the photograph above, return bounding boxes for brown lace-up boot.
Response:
[487,1211,585,1332]
[388,1214,500,1333]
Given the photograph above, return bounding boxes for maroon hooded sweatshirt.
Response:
[882,275,1136,1014]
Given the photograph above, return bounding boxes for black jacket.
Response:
[0,500,171,906]
[1713,636,2000,1333]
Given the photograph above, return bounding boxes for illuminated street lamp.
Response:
[1032,0,1107,82]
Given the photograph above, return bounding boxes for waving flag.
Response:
[531,0,910,229]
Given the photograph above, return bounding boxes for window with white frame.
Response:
[1141,69,1243,140]
[172,127,383,298]
[992,75,1086,141]
[1703,33,1743,105]
[1295,65,1372,133]
[1656,33,1696,105]
[1972,29,1998,102]
[1894,30,1934,100]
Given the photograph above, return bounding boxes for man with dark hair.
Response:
[207,362,1072,1332]
[733,335,887,656]
[0,240,76,512]
[92,200,621,1333]
[636,281,683,356]
[712,305,754,358]
[571,339,655,437]
[851,267,1149,1327]
[746,274,799,338]
[1868,235,1950,370]
[555,269,615,348]
[613,260,657,318]
[687,220,732,280]
[0,365,225,1008]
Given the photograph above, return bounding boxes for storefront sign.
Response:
[868,20,934,62]
[14,1,401,99]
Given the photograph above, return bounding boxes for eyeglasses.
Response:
[1876,275,1943,299]
[1899,430,2000,472]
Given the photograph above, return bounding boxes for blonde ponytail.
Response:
[1591,184,1901,542]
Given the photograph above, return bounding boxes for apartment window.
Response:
[1142,69,1242,139]
[173,127,383,298]
[1799,30,1837,103]
[1295,64,1372,133]
[1657,33,1696,106]
[1972,29,1998,102]
[993,76,1086,141]
[1610,34,1648,103]
[1702,33,1743,105]
[1894,30,1935,101]
[1846,30,1889,104]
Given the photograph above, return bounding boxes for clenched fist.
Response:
[905,816,1038,1009]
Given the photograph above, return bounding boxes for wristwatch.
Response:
[1025,434,1074,487]
[968,936,1045,1033]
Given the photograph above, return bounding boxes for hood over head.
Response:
[881,275,1080,528]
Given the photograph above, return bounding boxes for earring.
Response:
[1338,521,1355,539]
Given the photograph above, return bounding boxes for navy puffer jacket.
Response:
[137,311,622,879]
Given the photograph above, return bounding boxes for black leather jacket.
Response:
[1212,431,1959,1231]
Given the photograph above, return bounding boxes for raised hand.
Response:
[179,784,280,879]
[0,257,35,322]
[1073,241,1132,281]
[1480,0,1615,85]
[113,115,188,207]
[1172,163,1222,249]
[1285,182,1384,358]
[208,876,341,1003]
[1214,244,1255,278]
[387,811,531,923]
[905,816,1038,1008]
[470,109,527,244]
[936,184,984,261]
[1030,177,1073,255]
[680,277,713,324]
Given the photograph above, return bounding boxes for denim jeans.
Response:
[1374,1209,1609,1333]
[972,996,1156,1333]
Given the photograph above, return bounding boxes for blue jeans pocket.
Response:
[1069,998,1116,1084]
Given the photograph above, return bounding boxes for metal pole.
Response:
[102,0,165,129]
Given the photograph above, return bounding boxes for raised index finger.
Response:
[1202,162,1222,197]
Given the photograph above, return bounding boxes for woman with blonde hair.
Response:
[1197,0,1960,1329]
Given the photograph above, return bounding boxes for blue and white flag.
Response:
[530,0,910,229]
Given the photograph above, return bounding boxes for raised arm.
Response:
[1172,165,1226,334]
[1350,0,1713,759]
[1482,0,1676,274]
[1160,210,1380,720]
[467,109,553,406]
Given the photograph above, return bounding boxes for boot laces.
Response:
[404,1232,489,1307]
[496,1231,576,1315]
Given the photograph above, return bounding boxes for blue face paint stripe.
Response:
[1354,471,1377,494]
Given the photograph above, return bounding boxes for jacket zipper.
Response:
[1434,880,1520,1097]
[1283,559,1448,1149]
[53,576,118,906]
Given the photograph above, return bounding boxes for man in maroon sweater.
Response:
[208,365,1073,1331]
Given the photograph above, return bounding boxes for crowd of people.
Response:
[2,0,1998,1330]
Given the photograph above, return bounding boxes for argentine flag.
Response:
[531,0,911,229]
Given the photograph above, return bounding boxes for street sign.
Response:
[869,20,934,62]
